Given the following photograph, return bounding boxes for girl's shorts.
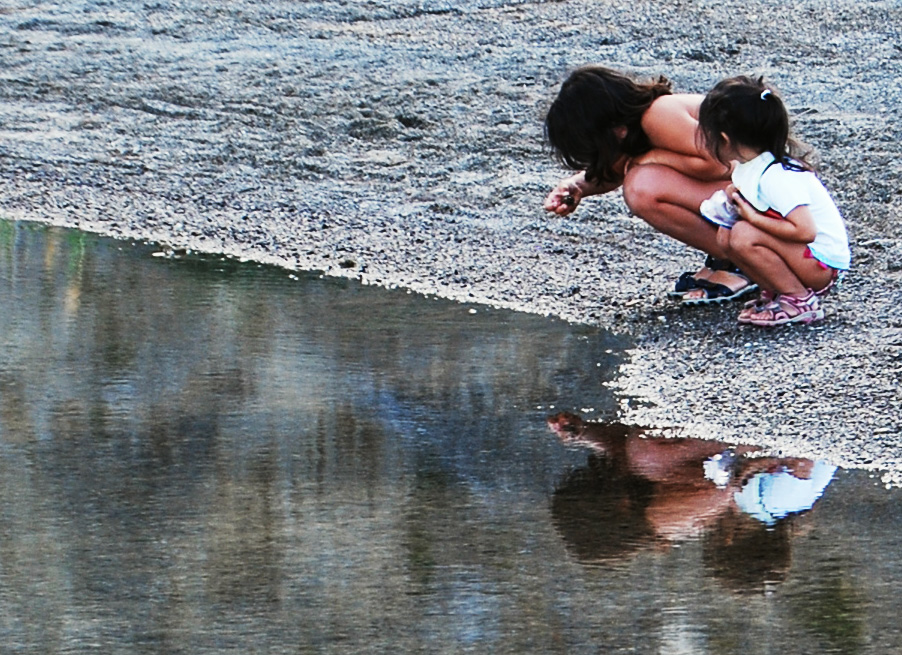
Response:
[805,247,845,295]
[803,246,831,271]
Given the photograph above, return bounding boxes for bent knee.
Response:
[727,220,759,251]
[621,166,660,216]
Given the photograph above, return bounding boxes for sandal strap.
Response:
[704,255,738,272]
[815,269,841,297]
[695,271,751,291]
[779,290,817,309]
[760,291,818,321]
[673,270,703,294]
[742,289,776,310]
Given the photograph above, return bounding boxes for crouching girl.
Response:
[685,76,851,326]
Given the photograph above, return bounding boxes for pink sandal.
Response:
[737,290,776,323]
[745,290,824,327]
[739,270,841,324]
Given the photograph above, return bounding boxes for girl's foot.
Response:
[667,256,735,298]
[737,289,776,323]
[681,270,758,305]
[744,289,824,326]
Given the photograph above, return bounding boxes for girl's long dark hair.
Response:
[544,66,672,185]
[697,75,813,171]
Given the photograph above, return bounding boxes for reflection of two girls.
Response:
[548,412,836,592]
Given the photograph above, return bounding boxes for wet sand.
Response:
[1,1,900,481]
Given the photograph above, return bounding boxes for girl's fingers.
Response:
[730,192,752,216]
[544,187,578,213]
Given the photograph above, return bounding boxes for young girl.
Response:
[686,76,851,326]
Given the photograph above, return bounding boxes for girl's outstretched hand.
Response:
[544,175,584,216]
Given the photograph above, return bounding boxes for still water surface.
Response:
[1,221,901,654]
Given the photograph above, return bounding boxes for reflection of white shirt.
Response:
[733,460,838,525]
[732,152,851,270]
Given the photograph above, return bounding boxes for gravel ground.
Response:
[1,1,900,481]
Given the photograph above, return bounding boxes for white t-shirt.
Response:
[732,152,851,270]
[733,461,838,526]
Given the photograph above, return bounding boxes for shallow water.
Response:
[1,221,901,655]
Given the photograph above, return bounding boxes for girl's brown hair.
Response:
[544,66,672,185]
[698,75,812,171]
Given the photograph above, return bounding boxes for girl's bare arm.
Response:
[544,94,726,215]
[628,148,730,180]
[732,193,818,243]
[544,164,625,216]
[636,94,731,180]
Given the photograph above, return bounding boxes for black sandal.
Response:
[667,256,737,298]
[681,273,758,305]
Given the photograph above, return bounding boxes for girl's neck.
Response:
[733,145,765,163]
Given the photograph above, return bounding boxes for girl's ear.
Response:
[718,132,734,159]
[614,125,628,140]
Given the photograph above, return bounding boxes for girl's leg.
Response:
[622,163,729,256]
[724,221,833,325]
[624,164,759,299]
[724,221,833,294]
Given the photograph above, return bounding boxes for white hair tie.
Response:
[760,89,772,100]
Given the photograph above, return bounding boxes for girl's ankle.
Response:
[779,288,814,300]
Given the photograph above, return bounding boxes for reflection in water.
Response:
[0,221,627,653]
[549,412,836,594]
[0,221,899,654]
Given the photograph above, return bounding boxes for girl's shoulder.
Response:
[757,159,827,207]
[761,158,814,182]
[641,94,706,150]
[641,93,721,158]
[644,93,705,121]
